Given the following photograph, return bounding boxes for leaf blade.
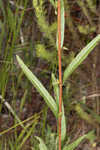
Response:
[35,136,48,150]
[63,130,96,150]
[16,55,57,117]
[52,73,66,142]
[63,34,100,83]
[56,0,65,48]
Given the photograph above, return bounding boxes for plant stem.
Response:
[58,0,62,150]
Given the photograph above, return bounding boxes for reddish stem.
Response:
[58,0,62,150]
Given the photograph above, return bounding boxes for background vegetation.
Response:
[0,0,100,149]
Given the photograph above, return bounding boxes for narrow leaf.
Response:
[61,0,65,48]
[56,0,65,48]
[16,55,57,117]
[60,102,66,142]
[49,0,56,9]
[80,103,100,124]
[35,136,48,150]
[63,34,100,83]
[52,73,59,110]
[63,130,95,150]
[52,73,66,142]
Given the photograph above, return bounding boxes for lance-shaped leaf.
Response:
[16,55,57,117]
[61,0,65,48]
[35,136,48,150]
[63,34,100,83]
[63,130,96,150]
[52,73,66,142]
[56,0,65,48]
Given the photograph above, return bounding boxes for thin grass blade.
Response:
[0,114,39,137]
[17,123,36,150]
[0,95,24,128]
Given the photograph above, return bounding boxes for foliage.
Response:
[16,34,100,149]
[0,0,100,149]
[63,35,100,83]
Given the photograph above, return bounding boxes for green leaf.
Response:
[16,55,57,117]
[61,103,66,142]
[63,34,100,83]
[49,0,56,9]
[75,103,94,124]
[63,130,95,150]
[80,103,100,124]
[35,136,48,150]
[52,73,59,110]
[61,0,65,48]
[56,0,65,48]
[52,73,66,142]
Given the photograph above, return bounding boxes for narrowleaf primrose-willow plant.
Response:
[16,34,100,150]
[16,0,100,150]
